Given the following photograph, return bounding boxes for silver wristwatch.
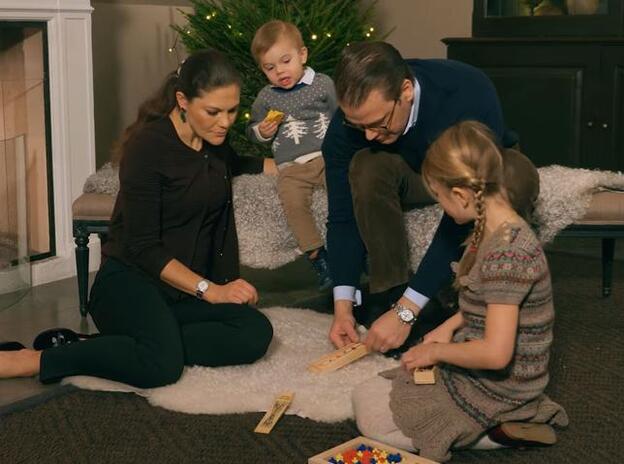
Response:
[392,302,417,326]
[195,279,210,299]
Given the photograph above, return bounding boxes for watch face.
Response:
[197,280,209,293]
[399,308,415,322]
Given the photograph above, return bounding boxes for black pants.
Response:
[40,258,273,387]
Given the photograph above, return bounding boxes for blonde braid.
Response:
[470,178,487,252]
[454,178,487,288]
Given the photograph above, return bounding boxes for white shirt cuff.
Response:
[333,286,362,306]
[252,123,272,142]
[402,287,429,310]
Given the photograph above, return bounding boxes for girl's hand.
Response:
[401,343,439,371]
[206,279,259,305]
[422,323,455,345]
[258,119,279,138]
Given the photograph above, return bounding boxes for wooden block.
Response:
[307,342,370,373]
[264,109,285,124]
[254,391,293,434]
[413,367,437,385]
[308,436,439,464]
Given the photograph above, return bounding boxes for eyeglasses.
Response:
[342,99,399,134]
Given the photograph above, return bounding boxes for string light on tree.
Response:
[174,0,384,157]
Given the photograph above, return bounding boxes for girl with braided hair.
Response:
[352,121,568,462]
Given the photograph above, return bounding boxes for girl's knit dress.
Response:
[382,221,568,462]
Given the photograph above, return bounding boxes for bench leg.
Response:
[601,238,615,297]
[73,227,90,317]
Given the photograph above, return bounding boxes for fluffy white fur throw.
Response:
[63,307,398,422]
[84,163,624,270]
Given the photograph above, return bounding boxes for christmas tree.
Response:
[173,0,384,157]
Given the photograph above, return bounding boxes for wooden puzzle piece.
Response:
[308,342,370,373]
[254,391,294,434]
[413,366,437,385]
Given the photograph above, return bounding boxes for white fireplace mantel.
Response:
[1,0,97,286]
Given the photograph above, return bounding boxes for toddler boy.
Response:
[247,20,337,291]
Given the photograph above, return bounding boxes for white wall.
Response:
[372,0,473,59]
[92,1,191,166]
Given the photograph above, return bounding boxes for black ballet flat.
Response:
[0,341,26,351]
[33,328,81,350]
[33,328,100,350]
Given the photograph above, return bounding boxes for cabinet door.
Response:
[473,0,622,37]
[447,41,600,168]
[601,46,624,171]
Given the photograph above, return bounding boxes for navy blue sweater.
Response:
[321,58,516,298]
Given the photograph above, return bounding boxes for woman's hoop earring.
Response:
[180,108,187,123]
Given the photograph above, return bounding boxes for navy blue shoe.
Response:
[0,341,25,351]
[307,247,333,292]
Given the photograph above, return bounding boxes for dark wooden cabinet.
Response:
[473,0,622,37]
[445,38,624,171]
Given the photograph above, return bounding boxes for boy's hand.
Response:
[258,119,279,138]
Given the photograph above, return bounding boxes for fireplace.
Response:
[0,1,96,287]
[1,22,54,261]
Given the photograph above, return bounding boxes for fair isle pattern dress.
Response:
[383,221,568,463]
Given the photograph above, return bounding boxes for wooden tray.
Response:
[308,436,439,464]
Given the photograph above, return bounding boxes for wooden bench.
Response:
[72,190,624,317]
[72,193,116,316]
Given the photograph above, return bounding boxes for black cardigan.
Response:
[103,117,263,300]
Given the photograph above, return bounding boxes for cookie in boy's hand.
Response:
[264,109,285,124]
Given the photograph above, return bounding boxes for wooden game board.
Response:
[308,436,439,464]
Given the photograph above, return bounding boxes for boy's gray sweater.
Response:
[247,70,337,165]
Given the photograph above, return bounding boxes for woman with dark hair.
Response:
[0,49,276,387]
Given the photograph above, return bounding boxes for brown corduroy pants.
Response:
[276,156,326,253]
[348,147,539,294]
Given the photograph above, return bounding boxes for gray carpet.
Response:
[0,251,623,463]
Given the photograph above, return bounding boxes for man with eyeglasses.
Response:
[321,41,540,355]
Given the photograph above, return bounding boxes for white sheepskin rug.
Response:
[84,163,624,271]
[63,307,398,422]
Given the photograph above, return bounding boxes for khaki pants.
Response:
[276,156,326,253]
[348,147,539,294]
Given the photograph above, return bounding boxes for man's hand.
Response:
[329,300,359,348]
[364,309,411,353]
[364,296,421,353]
